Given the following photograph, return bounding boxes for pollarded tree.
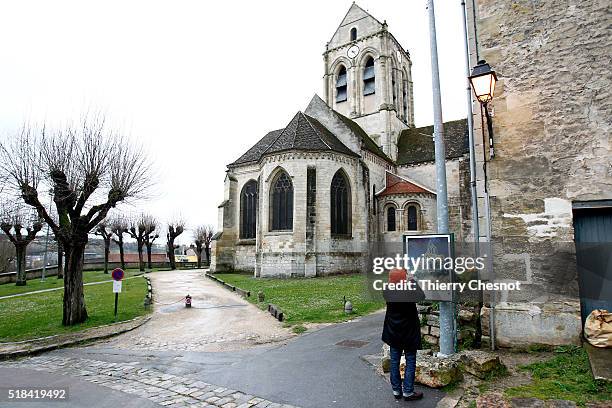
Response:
[194,225,215,268]
[142,216,159,270]
[127,214,156,272]
[95,220,113,274]
[0,119,151,325]
[166,220,184,270]
[0,202,43,286]
[110,216,128,269]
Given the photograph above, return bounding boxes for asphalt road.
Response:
[0,270,444,407]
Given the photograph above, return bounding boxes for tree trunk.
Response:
[104,241,110,274]
[15,244,27,286]
[137,242,144,272]
[63,242,88,326]
[196,251,202,269]
[204,246,211,266]
[146,244,152,269]
[168,240,176,270]
[118,238,125,269]
[57,243,64,279]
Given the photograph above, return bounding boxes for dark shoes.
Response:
[403,391,424,401]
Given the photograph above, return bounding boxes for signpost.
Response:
[112,268,124,321]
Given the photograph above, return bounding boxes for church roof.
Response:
[229,112,358,167]
[377,172,435,197]
[396,119,469,166]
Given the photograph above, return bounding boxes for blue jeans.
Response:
[390,347,416,395]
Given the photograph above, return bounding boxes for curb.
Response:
[0,275,154,360]
[204,272,250,298]
[0,315,151,361]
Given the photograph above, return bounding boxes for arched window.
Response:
[407,204,419,231]
[392,70,397,107]
[350,27,357,41]
[240,180,258,239]
[336,65,348,103]
[331,170,351,236]
[270,171,293,231]
[363,57,375,96]
[387,206,396,232]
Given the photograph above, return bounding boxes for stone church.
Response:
[210,3,471,277]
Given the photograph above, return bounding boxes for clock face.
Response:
[347,45,360,59]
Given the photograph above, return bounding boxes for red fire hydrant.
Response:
[185,294,192,308]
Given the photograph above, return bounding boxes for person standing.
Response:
[382,268,424,401]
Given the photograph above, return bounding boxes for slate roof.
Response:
[396,119,469,166]
[230,129,283,166]
[377,172,435,197]
[229,112,358,167]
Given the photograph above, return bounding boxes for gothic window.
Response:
[240,180,258,239]
[363,57,375,96]
[336,65,348,103]
[406,204,419,231]
[350,27,357,41]
[387,205,396,232]
[270,171,293,231]
[331,170,351,236]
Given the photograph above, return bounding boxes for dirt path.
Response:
[103,269,294,352]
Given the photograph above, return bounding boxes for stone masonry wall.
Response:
[472,0,611,301]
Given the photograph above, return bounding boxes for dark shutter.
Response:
[363,58,375,96]
[336,66,348,103]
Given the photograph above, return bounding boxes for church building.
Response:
[210,4,470,277]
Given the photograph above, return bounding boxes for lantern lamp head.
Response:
[469,60,498,104]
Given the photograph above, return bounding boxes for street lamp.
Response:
[469,60,497,104]
[469,59,498,158]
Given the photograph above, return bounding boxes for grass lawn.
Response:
[0,275,150,342]
[0,268,166,298]
[215,272,384,331]
[504,345,612,406]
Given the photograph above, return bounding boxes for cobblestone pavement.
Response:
[4,355,298,408]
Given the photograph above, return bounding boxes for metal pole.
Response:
[427,0,454,357]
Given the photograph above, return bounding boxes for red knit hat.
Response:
[388,268,407,284]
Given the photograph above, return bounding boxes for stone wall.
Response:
[467,0,611,345]
[418,303,479,349]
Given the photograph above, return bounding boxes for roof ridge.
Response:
[386,171,436,194]
[262,111,301,156]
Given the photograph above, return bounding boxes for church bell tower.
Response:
[323,3,414,161]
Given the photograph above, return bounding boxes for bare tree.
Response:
[0,235,15,273]
[142,216,159,270]
[95,220,113,274]
[0,118,152,325]
[127,214,156,272]
[194,225,215,268]
[166,220,184,270]
[0,202,43,285]
[110,216,129,270]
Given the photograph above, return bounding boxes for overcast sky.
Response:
[0,1,468,244]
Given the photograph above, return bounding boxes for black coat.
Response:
[382,301,422,351]
[381,281,425,351]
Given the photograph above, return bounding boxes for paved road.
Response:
[0,270,444,407]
